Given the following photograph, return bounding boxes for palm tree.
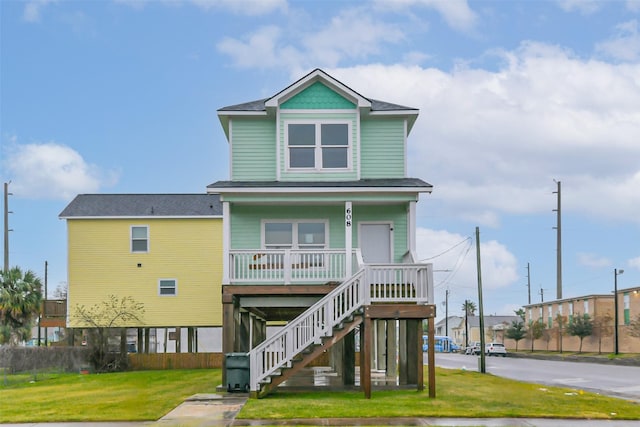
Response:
[462,300,477,316]
[0,267,43,345]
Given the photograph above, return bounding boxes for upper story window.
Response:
[131,226,148,253]
[287,122,350,170]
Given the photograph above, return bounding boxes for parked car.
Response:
[485,342,507,356]
[464,341,481,355]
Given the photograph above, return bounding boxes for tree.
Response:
[462,300,477,316]
[566,313,593,353]
[528,320,545,351]
[505,320,526,351]
[0,267,43,345]
[592,313,613,354]
[514,308,526,322]
[555,314,567,353]
[628,314,640,339]
[73,295,145,372]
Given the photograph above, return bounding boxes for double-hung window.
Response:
[264,221,327,249]
[287,122,350,170]
[263,220,327,269]
[159,279,177,296]
[131,226,148,253]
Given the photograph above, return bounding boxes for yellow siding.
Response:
[67,218,223,328]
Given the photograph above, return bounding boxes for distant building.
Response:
[523,286,640,353]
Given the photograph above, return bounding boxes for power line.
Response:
[419,236,472,262]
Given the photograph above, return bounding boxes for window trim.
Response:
[158,278,177,296]
[131,225,149,253]
[285,120,352,172]
[261,219,329,249]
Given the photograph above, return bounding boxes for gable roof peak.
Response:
[264,68,371,109]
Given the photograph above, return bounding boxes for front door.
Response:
[359,223,392,263]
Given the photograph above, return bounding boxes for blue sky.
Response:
[2,0,639,320]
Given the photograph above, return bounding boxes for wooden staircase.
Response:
[257,312,363,398]
[248,263,433,397]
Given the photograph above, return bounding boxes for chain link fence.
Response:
[0,346,90,387]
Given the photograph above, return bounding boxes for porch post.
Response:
[408,201,416,255]
[345,201,353,277]
[222,201,230,285]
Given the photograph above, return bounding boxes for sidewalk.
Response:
[2,392,639,427]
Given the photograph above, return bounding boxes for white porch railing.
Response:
[229,249,358,284]
[248,263,433,392]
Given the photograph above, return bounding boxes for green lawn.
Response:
[1,367,639,423]
[0,369,221,422]
[241,368,640,420]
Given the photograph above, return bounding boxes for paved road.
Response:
[431,352,640,402]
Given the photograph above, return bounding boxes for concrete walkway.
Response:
[3,392,639,427]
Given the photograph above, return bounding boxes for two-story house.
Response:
[59,194,223,353]
[209,69,435,397]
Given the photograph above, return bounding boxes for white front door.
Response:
[359,223,392,263]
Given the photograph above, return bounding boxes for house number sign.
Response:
[345,207,352,227]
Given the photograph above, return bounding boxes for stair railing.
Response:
[247,262,433,392]
[248,267,366,392]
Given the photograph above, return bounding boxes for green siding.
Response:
[282,82,356,109]
[353,204,408,263]
[230,203,410,263]
[360,118,406,178]
[231,117,277,181]
[279,111,359,181]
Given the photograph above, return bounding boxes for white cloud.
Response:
[596,20,640,62]
[416,228,518,292]
[629,256,640,271]
[374,0,477,32]
[577,253,611,268]
[556,0,602,15]
[23,0,57,23]
[628,1,640,12]
[301,8,405,67]
[3,142,118,200]
[189,0,287,15]
[114,0,287,14]
[217,9,405,70]
[328,44,640,225]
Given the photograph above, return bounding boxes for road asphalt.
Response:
[3,393,640,427]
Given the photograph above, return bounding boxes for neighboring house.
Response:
[524,287,640,353]
[59,194,223,352]
[459,315,520,347]
[209,69,435,396]
[435,316,463,343]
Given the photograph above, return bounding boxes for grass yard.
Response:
[0,369,221,423]
[1,367,639,423]
[240,368,640,421]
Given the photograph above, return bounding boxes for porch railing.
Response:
[229,249,358,284]
[248,262,433,392]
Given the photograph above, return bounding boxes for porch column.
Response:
[386,320,397,380]
[345,201,353,277]
[408,201,416,255]
[222,201,230,285]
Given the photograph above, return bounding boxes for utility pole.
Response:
[526,262,531,305]
[553,180,562,300]
[444,289,449,337]
[539,287,545,303]
[3,181,11,272]
[464,299,469,348]
[475,227,486,374]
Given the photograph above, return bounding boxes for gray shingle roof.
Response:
[218,97,416,113]
[59,194,222,218]
[466,316,520,328]
[207,178,432,190]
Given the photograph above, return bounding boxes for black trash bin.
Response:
[225,352,250,393]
